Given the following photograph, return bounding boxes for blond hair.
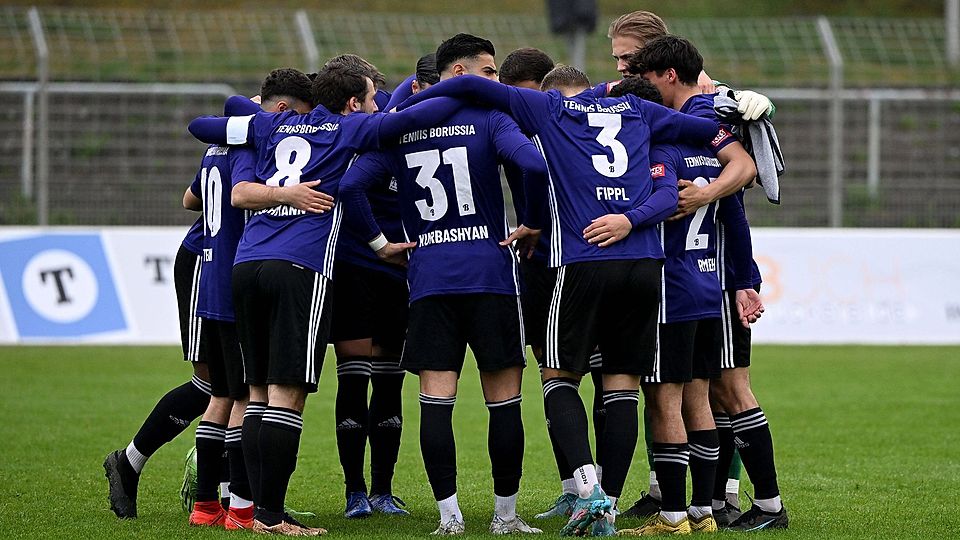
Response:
[607,11,669,46]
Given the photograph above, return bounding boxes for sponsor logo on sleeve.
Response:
[711,128,732,148]
[650,163,666,179]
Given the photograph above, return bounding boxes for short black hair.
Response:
[627,35,703,85]
[607,77,664,105]
[415,53,440,86]
[540,64,591,92]
[260,68,313,105]
[499,47,555,86]
[435,33,496,74]
[323,53,386,88]
[312,64,370,113]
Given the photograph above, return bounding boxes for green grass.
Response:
[0,345,958,538]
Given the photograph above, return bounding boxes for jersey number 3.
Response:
[589,113,628,178]
[406,147,476,222]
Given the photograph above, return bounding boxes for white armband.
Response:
[226,115,255,145]
[368,233,388,252]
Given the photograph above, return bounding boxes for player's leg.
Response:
[521,261,578,520]
[620,407,661,520]
[588,259,659,536]
[621,320,693,533]
[542,264,609,536]
[330,261,375,517]
[104,245,210,519]
[190,320,233,527]
[232,261,268,513]
[710,289,745,526]
[712,290,787,531]
[681,318,723,533]
[470,294,540,535]
[217,321,253,530]
[367,272,409,515]
[402,295,467,534]
[589,351,606,484]
[253,260,329,536]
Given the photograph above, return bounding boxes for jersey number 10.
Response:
[200,166,222,237]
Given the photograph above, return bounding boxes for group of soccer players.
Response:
[103,9,788,537]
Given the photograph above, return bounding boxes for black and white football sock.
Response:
[335,357,371,494]
[731,408,782,512]
[543,378,597,498]
[195,421,226,503]
[369,358,405,496]
[487,395,523,520]
[651,442,689,522]
[712,413,735,510]
[257,407,303,519]
[225,426,252,508]
[241,401,266,505]
[597,390,639,500]
[419,394,458,502]
[127,376,211,472]
[688,429,720,515]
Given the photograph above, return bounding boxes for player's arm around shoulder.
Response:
[231,180,334,214]
[673,140,757,220]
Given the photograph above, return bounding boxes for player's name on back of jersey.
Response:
[253,205,306,218]
[684,155,721,168]
[697,257,717,272]
[418,225,490,247]
[399,124,477,144]
[563,99,632,114]
[205,146,230,156]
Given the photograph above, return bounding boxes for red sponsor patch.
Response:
[650,163,665,178]
[711,128,732,147]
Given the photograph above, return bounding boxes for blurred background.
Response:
[1,0,958,229]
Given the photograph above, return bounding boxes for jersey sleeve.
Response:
[394,75,551,135]
[384,74,416,111]
[716,192,756,290]
[374,96,464,148]
[490,111,549,229]
[709,125,737,153]
[188,110,283,148]
[224,95,261,117]
[189,172,201,198]
[229,147,258,186]
[624,145,679,228]
[339,151,395,244]
[636,97,718,146]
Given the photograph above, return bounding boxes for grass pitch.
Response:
[0,345,957,539]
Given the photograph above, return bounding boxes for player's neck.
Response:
[672,86,700,112]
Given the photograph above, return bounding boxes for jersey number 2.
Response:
[406,147,476,222]
[685,177,716,250]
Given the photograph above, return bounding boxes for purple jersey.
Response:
[189,146,256,321]
[650,144,723,322]
[336,176,406,281]
[679,93,761,291]
[222,106,383,277]
[341,107,546,302]
[181,216,203,255]
[516,90,689,266]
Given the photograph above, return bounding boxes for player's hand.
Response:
[583,214,632,247]
[733,90,772,121]
[668,179,709,221]
[735,288,765,328]
[376,241,416,267]
[697,71,716,94]
[500,225,542,259]
[278,180,335,213]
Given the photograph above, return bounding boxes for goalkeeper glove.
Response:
[734,90,773,121]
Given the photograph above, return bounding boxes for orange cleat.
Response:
[225,505,255,530]
[189,500,227,527]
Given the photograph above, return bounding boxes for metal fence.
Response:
[1,6,959,228]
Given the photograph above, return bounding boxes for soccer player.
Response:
[340,33,547,536]
[630,37,788,531]
[188,62,461,535]
[328,59,417,519]
[322,54,392,112]
[396,64,720,536]
[185,68,317,531]
[103,215,211,519]
[384,53,441,112]
[606,47,757,536]
[498,47,608,523]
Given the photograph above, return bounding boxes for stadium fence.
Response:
[1,6,958,228]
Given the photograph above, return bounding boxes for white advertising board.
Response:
[0,227,957,345]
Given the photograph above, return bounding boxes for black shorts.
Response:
[721,288,754,369]
[200,319,248,399]
[402,293,526,374]
[329,261,409,355]
[645,318,722,384]
[545,259,661,376]
[233,260,333,392]
[174,245,203,363]
[519,257,557,352]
